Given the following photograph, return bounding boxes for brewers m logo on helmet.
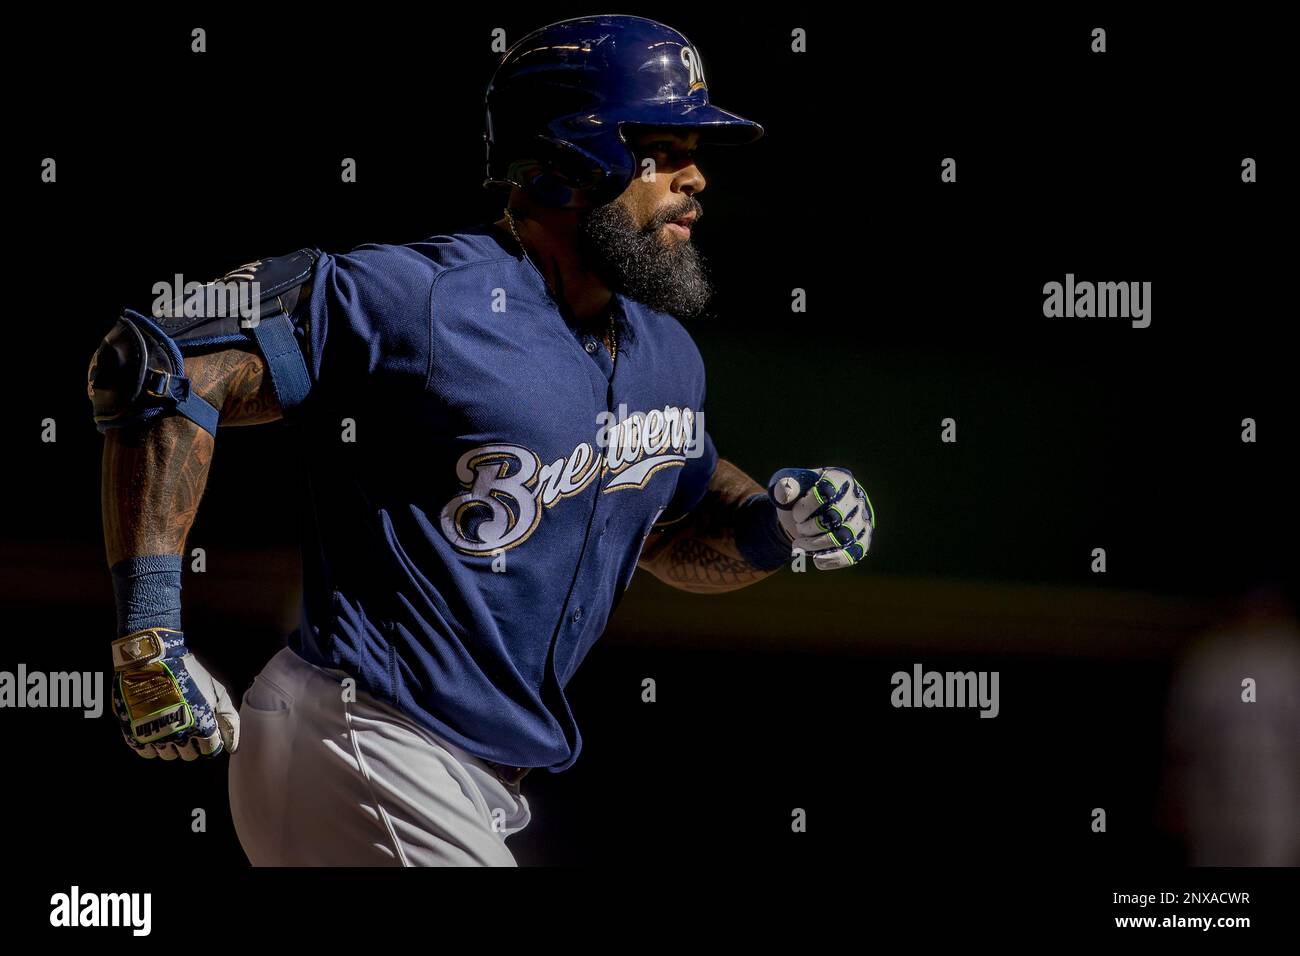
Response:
[680,46,706,93]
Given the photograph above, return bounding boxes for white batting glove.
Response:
[768,466,875,571]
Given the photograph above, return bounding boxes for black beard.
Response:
[576,200,713,319]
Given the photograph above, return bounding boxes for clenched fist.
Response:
[111,627,240,760]
[767,466,874,570]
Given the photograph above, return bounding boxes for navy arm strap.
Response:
[247,312,313,417]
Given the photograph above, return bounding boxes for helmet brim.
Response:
[622,105,764,145]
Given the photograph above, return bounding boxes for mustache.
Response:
[644,198,703,232]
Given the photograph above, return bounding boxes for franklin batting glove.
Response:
[111,627,240,761]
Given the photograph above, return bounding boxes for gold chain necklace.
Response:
[504,207,617,365]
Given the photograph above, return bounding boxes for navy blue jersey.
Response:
[286,224,716,771]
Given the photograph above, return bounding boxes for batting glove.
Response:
[111,627,240,760]
[768,466,875,570]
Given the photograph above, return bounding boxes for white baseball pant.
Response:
[228,646,531,866]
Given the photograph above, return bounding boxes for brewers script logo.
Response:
[439,404,703,555]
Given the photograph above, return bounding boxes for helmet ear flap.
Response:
[508,135,621,208]
[534,136,609,190]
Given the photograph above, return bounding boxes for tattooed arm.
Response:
[101,348,282,565]
[98,346,281,759]
[637,458,787,594]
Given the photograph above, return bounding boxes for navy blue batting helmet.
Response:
[484,15,764,207]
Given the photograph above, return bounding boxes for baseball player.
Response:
[89,15,874,866]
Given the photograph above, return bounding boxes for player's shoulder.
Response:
[322,224,510,282]
[408,223,519,272]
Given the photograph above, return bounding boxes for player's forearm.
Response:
[639,458,789,594]
[101,348,281,566]
[101,418,214,566]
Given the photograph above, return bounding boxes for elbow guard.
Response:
[87,249,319,436]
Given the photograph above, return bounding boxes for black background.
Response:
[4,5,1294,939]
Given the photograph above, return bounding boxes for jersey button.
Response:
[572,606,584,623]
[584,340,597,353]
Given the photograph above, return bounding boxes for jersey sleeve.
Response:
[652,324,718,532]
[655,423,718,527]
[301,244,434,396]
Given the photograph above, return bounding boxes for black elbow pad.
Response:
[88,249,318,435]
